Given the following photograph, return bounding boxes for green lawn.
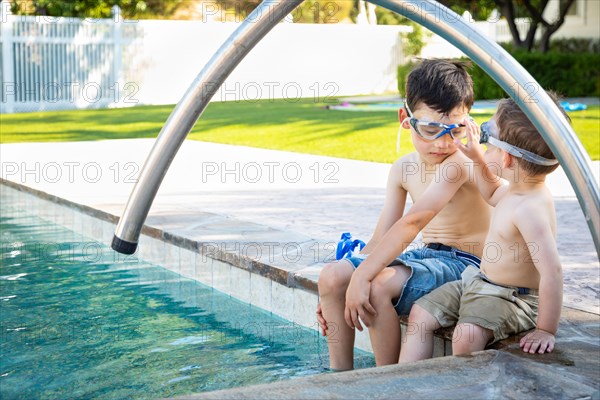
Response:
[1,99,598,162]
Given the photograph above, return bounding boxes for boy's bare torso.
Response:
[481,186,556,289]
[400,152,490,258]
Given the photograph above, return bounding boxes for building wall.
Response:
[133,20,408,106]
[546,0,600,39]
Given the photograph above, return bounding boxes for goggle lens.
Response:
[411,119,466,140]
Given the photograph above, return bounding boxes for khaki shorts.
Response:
[415,266,539,344]
[346,245,480,315]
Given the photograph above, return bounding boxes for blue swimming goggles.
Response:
[335,232,365,260]
[405,103,467,141]
[480,120,558,166]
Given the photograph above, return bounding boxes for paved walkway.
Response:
[1,139,599,314]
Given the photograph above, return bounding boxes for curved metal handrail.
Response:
[111,0,303,254]
[113,0,599,258]
[367,0,598,257]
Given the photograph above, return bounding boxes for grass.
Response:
[1,99,598,162]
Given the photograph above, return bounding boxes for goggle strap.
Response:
[487,136,559,166]
[404,101,413,117]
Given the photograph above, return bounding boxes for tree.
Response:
[438,0,497,20]
[174,0,354,23]
[10,0,186,19]
[497,0,576,52]
[291,0,353,24]
[440,0,577,53]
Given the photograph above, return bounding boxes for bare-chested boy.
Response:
[317,60,491,369]
[399,95,566,362]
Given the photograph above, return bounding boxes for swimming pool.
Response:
[0,192,374,399]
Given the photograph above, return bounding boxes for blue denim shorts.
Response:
[345,245,480,315]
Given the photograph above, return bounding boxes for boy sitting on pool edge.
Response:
[399,93,567,362]
[317,59,491,369]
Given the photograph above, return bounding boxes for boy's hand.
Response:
[455,117,484,162]
[316,303,327,336]
[344,274,377,331]
[520,329,555,354]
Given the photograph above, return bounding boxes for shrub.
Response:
[500,38,600,54]
[397,52,600,99]
[467,52,600,99]
[396,62,415,97]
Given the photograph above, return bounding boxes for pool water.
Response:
[0,203,374,399]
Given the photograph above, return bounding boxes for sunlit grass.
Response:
[1,99,598,162]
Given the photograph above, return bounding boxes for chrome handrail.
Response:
[113,0,599,259]
[111,0,303,254]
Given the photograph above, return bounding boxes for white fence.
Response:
[0,4,143,113]
[0,2,541,114]
[0,2,413,114]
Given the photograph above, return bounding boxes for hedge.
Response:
[501,38,600,54]
[398,52,600,99]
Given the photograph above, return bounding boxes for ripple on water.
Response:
[0,273,27,281]
[169,336,210,346]
[167,376,191,384]
[179,365,202,372]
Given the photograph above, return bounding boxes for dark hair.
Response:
[496,91,570,175]
[405,59,474,114]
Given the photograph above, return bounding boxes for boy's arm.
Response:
[344,155,469,330]
[514,203,563,354]
[361,159,408,254]
[456,119,508,206]
[316,160,408,334]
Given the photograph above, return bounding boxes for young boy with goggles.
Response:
[400,94,566,362]
[317,60,491,369]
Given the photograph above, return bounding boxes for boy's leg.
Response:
[398,304,441,363]
[318,261,356,370]
[450,273,532,355]
[452,323,493,355]
[398,276,464,363]
[367,265,412,366]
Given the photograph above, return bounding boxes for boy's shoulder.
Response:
[442,149,475,166]
[504,184,556,224]
[391,151,474,181]
[517,184,554,206]
[393,150,473,167]
[388,151,477,200]
[503,186,558,249]
[392,151,419,166]
[440,150,475,177]
[389,152,418,180]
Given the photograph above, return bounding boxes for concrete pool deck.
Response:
[1,139,599,398]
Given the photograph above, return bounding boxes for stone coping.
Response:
[174,305,600,399]
[4,178,597,343]
[174,347,599,399]
[1,178,328,294]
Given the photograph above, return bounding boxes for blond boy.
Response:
[399,96,565,362]
[317,60,491,369]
